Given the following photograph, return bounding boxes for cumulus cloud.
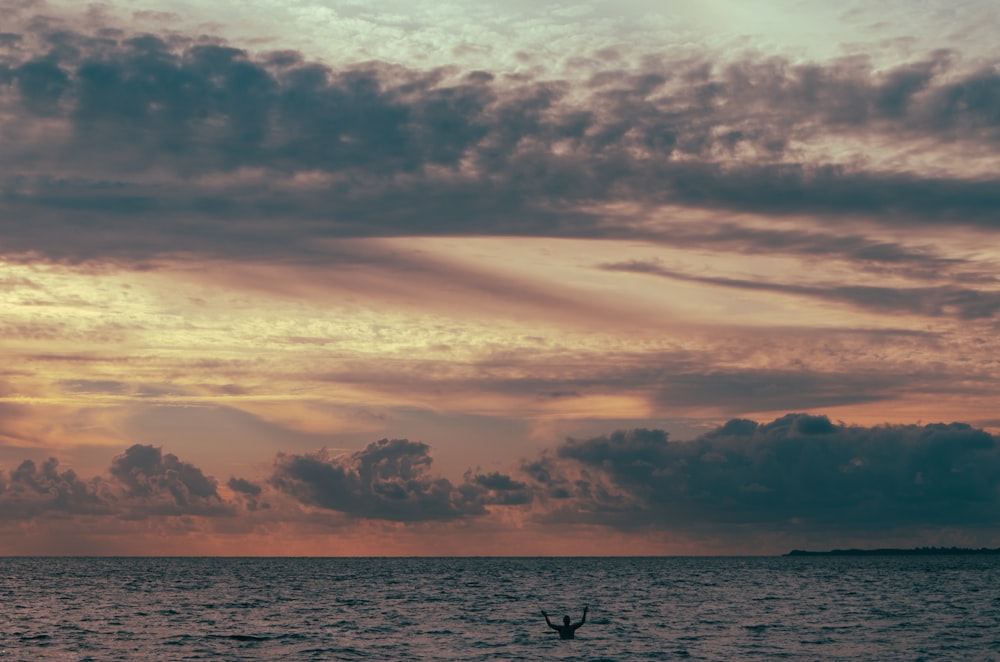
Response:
[532,414,1000,535]
[0,444,231,520]
[0,416,998,547]
[0,457,111,519]
[109,444,231,517]
[269,438,528,521]
[0,16,998,264]
[0,437,535,525]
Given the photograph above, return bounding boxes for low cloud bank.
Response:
[1,415,997,545]
[0,444,230,520]
[532,414,1000,534]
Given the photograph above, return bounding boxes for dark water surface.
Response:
[1,556,998,660]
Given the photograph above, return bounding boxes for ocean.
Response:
[1,556,998,660]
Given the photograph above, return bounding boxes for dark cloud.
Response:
[0,20,998,263]
[0,437,534,524]
[0,457,111,519]
[470,471,533,506]
[227,476,268,511]
[108,444,230,516]
[652,368,901,412]
[13,57,69,114]
[521,450,637,515]
[227,476,261,496]
[0,443,237,521]
[531,415,1000,536]
[269,439,489,521]
[269,438,533,520]
[1,416,999,546]
[521,455,573,499]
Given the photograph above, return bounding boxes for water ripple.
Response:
[0,556,998,660]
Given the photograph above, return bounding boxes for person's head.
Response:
[563,615,571,626]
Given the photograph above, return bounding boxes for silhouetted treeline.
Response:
[785,547,1000,557]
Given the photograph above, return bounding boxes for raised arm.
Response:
[573,606,588,629]
[541,610,558,631]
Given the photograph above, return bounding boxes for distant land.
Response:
[785,547,1000,557]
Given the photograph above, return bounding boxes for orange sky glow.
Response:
[2,0,1000,555]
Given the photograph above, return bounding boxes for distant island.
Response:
[785,547,1000,557]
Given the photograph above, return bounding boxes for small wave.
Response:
[4,556,999,660]
[317,645,370,659]
[223,634,271,642]
[470,640,508,649]
[204,632,310,642]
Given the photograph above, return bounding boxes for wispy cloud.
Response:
[602,259,1000,320]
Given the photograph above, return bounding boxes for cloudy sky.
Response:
[2,0,1000,555]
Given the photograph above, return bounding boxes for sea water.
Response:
[1,556,998,660]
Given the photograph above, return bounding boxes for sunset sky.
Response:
[2,0,1000,555]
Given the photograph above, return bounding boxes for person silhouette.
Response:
[542,606,587,639]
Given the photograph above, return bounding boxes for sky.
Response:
[1,0,1000,555]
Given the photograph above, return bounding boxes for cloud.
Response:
[0,436,533,526]
[653,369,901,412]
[227,476,268,511]
[532,414,1000,536]
[470,471,533,505]
[306,332,990,423]
[0,457,111,519]
[1,415,998,548]
[227,476,262,496]
[269,438,534,521]
[0,443,232,521]
[109,444,231,517]
[58,379,129,394]
[0,17,998,263]
[602,260,1000,320]
[620,221,966,272]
